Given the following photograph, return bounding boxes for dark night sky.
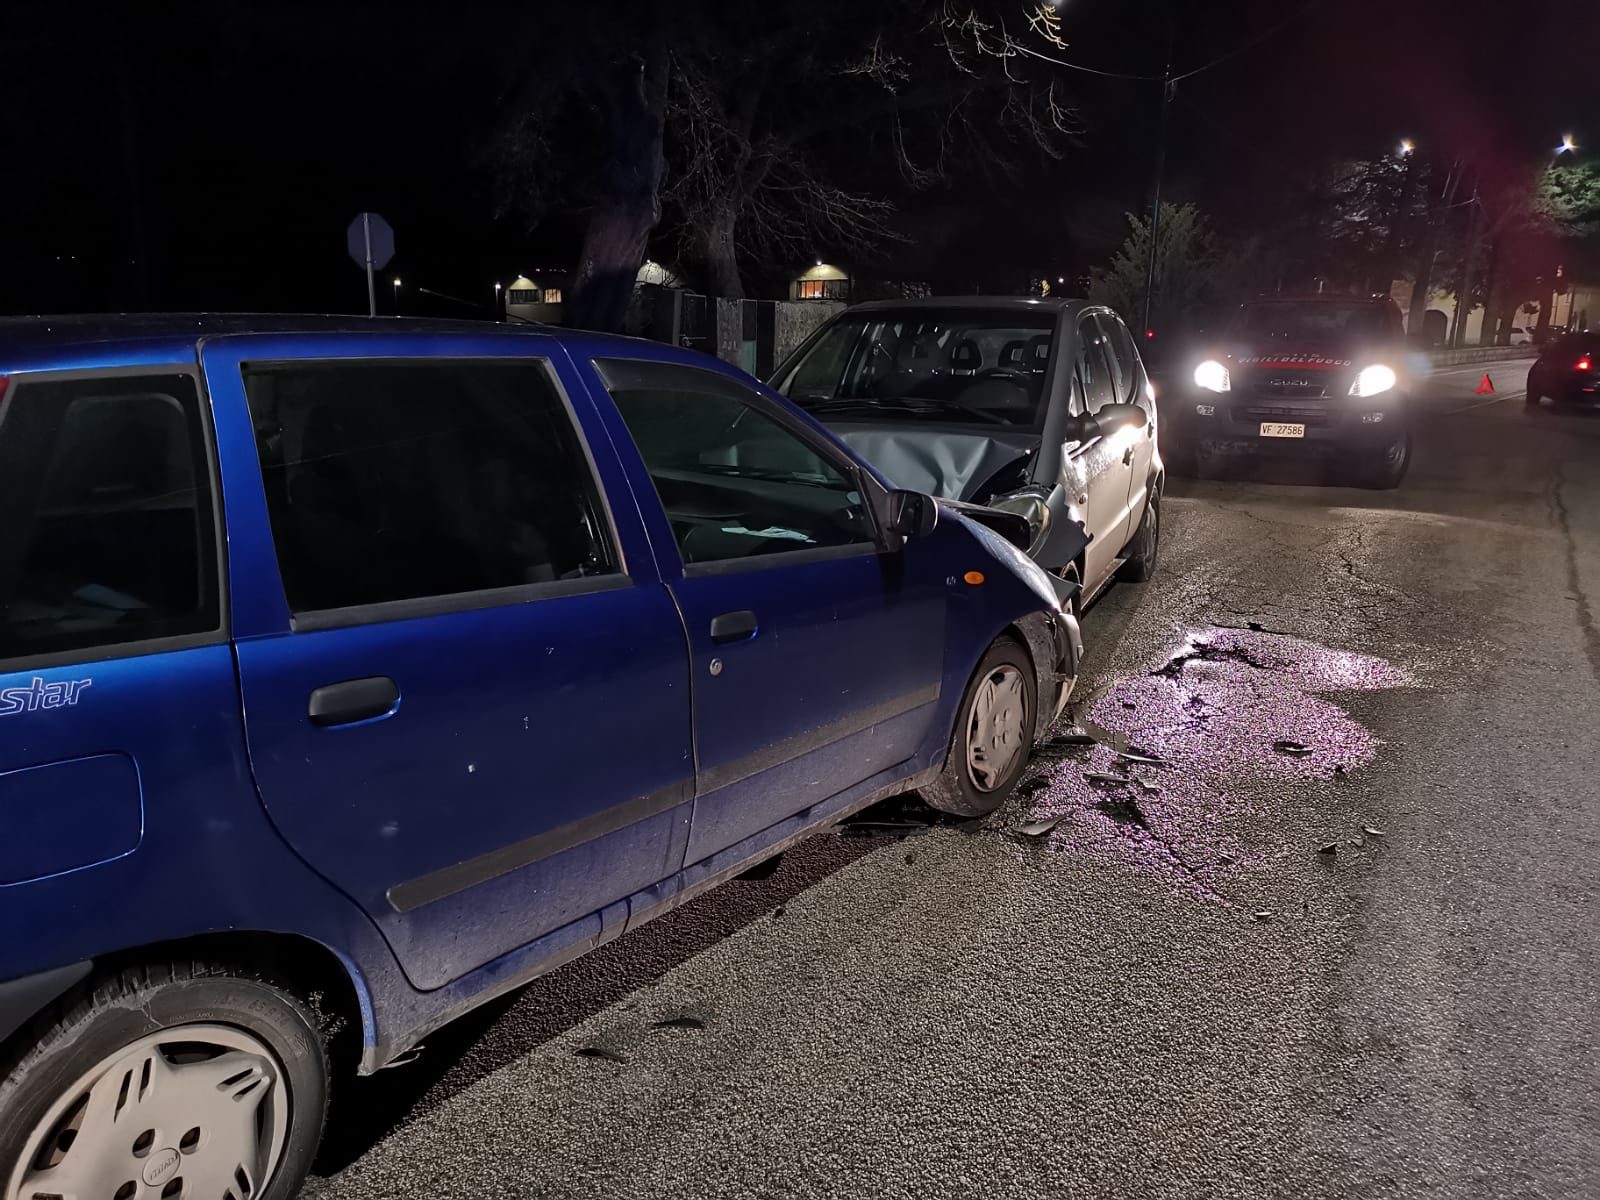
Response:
[1,0,1594,315]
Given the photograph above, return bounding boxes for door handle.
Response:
[308,676,400,727]
[1122,446,1135,465]
[709,610,759,644]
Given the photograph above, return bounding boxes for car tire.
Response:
[0,963,329,1200]
[1357,432,1411,489]
[1120,489,1160,582]
[1526,383,1542,408]
[921,637,1038,818]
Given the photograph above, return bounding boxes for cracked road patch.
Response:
[1014,629,1413,898]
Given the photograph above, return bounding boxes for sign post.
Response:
[345,213,395,317]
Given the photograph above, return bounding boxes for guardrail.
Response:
[1427,345,1539,368]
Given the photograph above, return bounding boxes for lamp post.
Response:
[392,278,402,313]
[494,281,503,319]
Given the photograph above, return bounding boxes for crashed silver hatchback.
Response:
[771,297,1163,610]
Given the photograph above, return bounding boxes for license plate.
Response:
[1259,422,1306,438]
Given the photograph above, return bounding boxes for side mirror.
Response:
[885,489,938,539]
[1068,404,1147,442]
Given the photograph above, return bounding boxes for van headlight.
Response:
[1193,360,1231,392]
[1350,364,1397,397]
[988,485,1052,554]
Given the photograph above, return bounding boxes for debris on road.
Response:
[653,1015,707,1030]
[1015,816,1064,838]
[1085,771,1132,786]
[1253,910,1275,922]
[1017,775,1052,798]
[1317,842,1339,856]
[1273,739,1314,756]
[1095,795,1149,830]
[1039,730,1098,750]
[1363,826,1386,838]
[1115,748,1166,766]
[575,1044,628,1063]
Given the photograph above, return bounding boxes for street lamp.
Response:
[1399,138,1415,157]
[392,278,401,311]
[1557,133,1578,155]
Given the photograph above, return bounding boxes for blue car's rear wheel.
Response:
[0,964,328,1200]
[921,637,1037,818]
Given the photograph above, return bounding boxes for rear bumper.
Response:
[1548,379,1600,404]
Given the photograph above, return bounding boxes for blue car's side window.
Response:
[0,372,220,664]
[242,359,619,616]
[595,359,873,568]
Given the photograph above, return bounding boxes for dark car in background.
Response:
[771,297,1162,612]
[1173,294,1414,487]
[1526,330,1599,408]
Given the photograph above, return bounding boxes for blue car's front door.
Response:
[203,337,694,991]
[592,358,947,865]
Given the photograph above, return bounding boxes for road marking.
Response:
[1438,390,1522,416]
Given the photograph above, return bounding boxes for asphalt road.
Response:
[306,354,1598,1200]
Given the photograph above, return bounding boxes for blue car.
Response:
[0,315,1078,1197]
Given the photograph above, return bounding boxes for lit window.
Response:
[543,288,562,304]
[799,280,824,300]
[507,289,535,304]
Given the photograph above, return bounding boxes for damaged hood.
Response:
[828,423,1039,502]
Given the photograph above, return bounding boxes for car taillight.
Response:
[1577,357,1593,371]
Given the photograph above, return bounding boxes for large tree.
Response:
[495,1,1075,327]
[1088,202,1276,335]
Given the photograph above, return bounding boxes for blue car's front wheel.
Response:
[921,637,1038,818]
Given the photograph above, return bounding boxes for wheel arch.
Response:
[3,930,374,1077]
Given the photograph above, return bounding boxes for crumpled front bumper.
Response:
[1050,608,1083,722]
[1015,607,1081,738]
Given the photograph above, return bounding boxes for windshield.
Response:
[775,311,1056,428]
[1236,301,1399,342]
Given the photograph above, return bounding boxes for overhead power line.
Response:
[1004,0,1327,86]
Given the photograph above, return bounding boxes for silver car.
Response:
[771,297,1163,610]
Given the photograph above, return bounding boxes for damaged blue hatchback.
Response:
[0,315,1077,1197]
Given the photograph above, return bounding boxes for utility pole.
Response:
[1449,179,1484,348]
[1140,14,1178,337]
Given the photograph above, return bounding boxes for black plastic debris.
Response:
[1017,775,1052,798]
[1273,739,1314,756]
[1317,842,1339,856]
[1016,816,1064,838]
[905,850,917,865]
[1038,731,1098,750]
[1095,795,1149,829]
[653,1015,707,1030]
[575,1044,628,1063]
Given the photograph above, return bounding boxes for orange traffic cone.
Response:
[1475,373,1495,395]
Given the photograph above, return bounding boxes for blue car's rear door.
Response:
[203,334,694,991]
[590,358,947,866]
